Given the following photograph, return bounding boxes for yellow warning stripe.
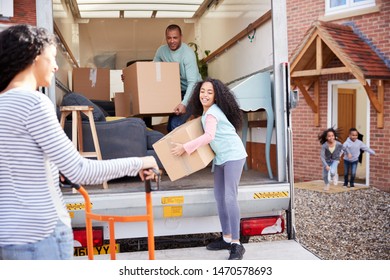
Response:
[161,196,184,204]
[66,202,92,211]
[253,191,289,199]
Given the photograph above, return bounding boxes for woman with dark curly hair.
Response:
[318,127,344,191]
[0,24,158,260]
[171,78,247,260]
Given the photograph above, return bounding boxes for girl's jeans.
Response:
[213,158,246,241]
[344,159,358,186]
[0,219,73,260]
[322,160,339,184]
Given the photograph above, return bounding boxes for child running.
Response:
[318,128,343,191]
[342,128,375,188]
[170,78,247,260]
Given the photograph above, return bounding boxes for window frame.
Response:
[325,0,376,16]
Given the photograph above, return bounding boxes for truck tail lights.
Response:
[73,227,103,247]
[240,216,284,236]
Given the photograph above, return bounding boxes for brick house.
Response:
[287,0,390,192]
[0,0,36,25]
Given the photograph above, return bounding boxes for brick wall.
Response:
[369,85,390,191]
[287,0,390,192]
[0,0,36,25]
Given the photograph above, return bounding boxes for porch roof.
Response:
[290,21,390,82]
[289,21,389,128]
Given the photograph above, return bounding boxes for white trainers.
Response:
[333,174,339,185]
[324,184,330,191]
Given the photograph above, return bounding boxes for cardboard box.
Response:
[114,92,131,117]
[122,62,181,115]
[153,117,214,181]
[72,68,110,101]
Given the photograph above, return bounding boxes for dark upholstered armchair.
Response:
[62,117,163,168]
[60,92,164,168]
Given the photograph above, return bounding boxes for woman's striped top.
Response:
[0,88,143,245]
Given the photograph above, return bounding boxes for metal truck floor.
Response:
[62,166,276,195]
[74,240,319,260]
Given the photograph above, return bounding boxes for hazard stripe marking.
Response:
[161,196,184,204]
[66,202,93,211]
[253,191,289,199]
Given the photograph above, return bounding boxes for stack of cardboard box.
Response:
[72,62,181,117]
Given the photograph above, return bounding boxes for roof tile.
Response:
[291,21,390,80]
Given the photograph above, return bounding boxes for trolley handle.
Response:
[145,168,161,193]
[59,169,160,193]
[59,173,80,190]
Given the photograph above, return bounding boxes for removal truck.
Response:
[49,0,297,256]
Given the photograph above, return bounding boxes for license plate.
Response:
[73,244,120,257]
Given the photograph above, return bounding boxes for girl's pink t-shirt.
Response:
[183,114,217,154]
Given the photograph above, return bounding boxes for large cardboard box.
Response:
[114,92,131,117]
[122,62,181,115]
[153,117,215,181]
[72,68,110,101]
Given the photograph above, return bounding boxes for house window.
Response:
[325,0,376,15]
[0,0,13,18]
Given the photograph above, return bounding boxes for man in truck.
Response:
[153,24,202,132]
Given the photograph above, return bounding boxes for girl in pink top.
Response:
[171,78,247,260]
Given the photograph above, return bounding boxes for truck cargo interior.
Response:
[54,0,280,186]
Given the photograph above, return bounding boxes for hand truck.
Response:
[61,170,160,260]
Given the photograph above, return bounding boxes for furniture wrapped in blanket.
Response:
[60,92,163,168]
[62,116,163,168]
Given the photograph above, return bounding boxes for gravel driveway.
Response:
[252,183,390,260]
